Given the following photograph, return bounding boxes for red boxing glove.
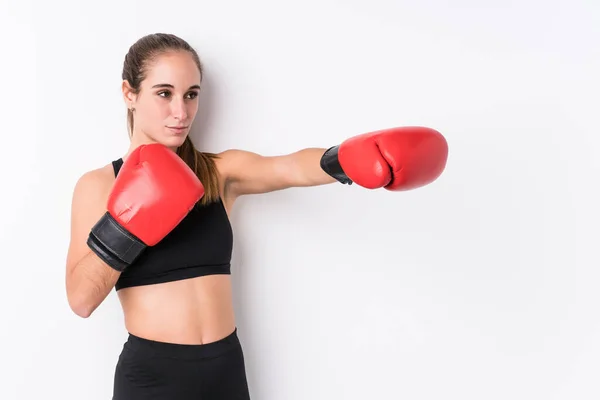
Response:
[320,126,448,191]
[87,144,205,271]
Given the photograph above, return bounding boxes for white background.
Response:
[2,0,599,399]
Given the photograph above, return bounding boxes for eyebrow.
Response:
[152,83,201,90]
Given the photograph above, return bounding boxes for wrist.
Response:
[320,145,353,185]
[87,212,146,272]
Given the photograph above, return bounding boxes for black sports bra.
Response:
[111,158,233,291]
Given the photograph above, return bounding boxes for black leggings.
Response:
[113,328,251,399]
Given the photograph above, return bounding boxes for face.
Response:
[123,51,201,149]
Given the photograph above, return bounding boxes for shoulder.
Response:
[213,149,264,203]
[214,148,251,166]
[71,163,116,205]
[214,149,261,180]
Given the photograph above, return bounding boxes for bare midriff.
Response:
[117,274,236,345]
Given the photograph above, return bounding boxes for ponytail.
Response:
[127,108,134,136]
[176,136,221,205]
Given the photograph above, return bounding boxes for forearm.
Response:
[290,147,337,186]
[66,250,121,318]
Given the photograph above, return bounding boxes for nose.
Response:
[171,98,188,121]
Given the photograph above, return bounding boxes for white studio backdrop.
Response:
[1,0,599,399]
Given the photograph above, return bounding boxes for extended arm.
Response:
[222,126,449,198]
[221,147,337,197]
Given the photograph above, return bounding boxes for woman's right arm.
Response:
[65,169,121,318]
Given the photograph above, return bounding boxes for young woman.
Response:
[65,33,448,399]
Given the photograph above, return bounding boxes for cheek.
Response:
[152,98,171,116]
[141,99,169,120]
[136,101,167,130]
[188,102,199,117]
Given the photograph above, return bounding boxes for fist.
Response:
[320,126,448,191]
[108,144,205,245]
[87,144,205,271]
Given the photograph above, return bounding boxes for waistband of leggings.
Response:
[124,328,241,360]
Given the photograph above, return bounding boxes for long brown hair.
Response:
[122,33,220,205]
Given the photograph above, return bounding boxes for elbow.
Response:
[72,305,93,319]
[67,291,96,319]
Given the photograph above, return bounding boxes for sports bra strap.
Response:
[112,158,123,177]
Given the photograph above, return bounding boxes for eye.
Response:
[186,91,199,100]
[157,90,171,98]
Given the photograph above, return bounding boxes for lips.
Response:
[167,126,188,134]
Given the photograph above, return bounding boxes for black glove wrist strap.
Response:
[320,145,353,185]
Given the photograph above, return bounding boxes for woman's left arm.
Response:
[220,126,450,198]
[220,147,337,198]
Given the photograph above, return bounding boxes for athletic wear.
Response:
[110,157,233,291]
[113,328,250,399]
[88,144,205,271]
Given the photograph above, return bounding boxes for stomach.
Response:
[117,274,236,345]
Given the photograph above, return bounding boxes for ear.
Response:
[122,80,138,110]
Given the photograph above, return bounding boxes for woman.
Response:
[65,33,448,399]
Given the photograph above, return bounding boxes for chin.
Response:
[159,135,188,148]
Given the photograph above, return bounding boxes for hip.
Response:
[113,328,250,400]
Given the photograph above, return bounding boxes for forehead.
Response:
[144,51,201,87]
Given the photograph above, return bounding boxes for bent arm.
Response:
[66,251,121,318]
[65,170,121,318]
[221,148,337,197]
